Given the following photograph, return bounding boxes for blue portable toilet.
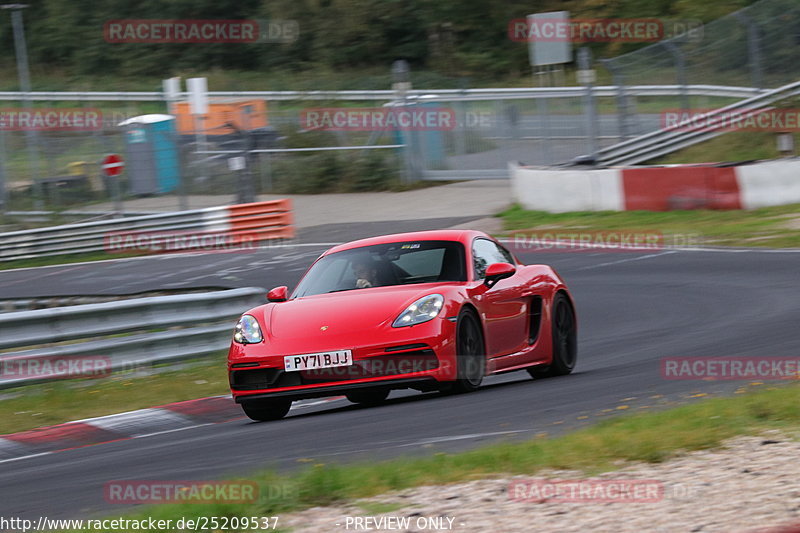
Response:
[387,98,445,169]
[119,114,181,195]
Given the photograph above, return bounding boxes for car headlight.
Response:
[233,314,263,344]
[392,294,444,328]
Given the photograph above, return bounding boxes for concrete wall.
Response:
[510,159,800,212]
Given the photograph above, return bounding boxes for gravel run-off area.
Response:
[281,431,800,533]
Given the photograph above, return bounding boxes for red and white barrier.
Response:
[735,160,800,209]
[0,199,295,261]
[510,159,800,212]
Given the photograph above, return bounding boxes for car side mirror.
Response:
[267,286,288,302]
[484,262,516,288]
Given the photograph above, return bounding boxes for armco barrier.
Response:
[0,287,265,389]
[510,159,800,213]
[0,199,294,262]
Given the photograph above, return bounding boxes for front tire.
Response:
[346,389,390,406]
[442,307,485,394]
[241,399,292,421]
[529,292,577,379]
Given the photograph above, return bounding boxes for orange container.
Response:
[172,99,268,135]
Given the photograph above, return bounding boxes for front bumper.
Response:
[234,377,440,403]
[228,320,458,401]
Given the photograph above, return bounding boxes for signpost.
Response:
[102,153,124,217]
[163,77,181,115]
[102,153,124,177]
[527,11,572,166]
[187,77,209,193]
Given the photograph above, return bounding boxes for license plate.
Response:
[284,350,353,371]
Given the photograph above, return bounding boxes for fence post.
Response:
[734,12,764,90]
[7,8,44,209]
[578,48,599,159]
[663,41,689,112]
[534,66,554,166]
[600,59,632,141]
[0,131,6,214]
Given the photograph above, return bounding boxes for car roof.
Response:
[323,229,489,255]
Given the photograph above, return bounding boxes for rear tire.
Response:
[241,399,292,421]
[441,307,485,394]
[346,389,390,406]
[529,293,577,379]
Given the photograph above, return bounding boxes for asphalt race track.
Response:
[0,218,480,299]
[1,222,799,519]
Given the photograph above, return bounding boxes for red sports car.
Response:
[228,230,577,421]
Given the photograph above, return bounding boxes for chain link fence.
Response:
[1,0,797,215]
[602,0,800,89]
[0,100,407,215]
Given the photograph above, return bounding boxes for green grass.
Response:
[353,501,407,515]
[74,382,800,531]
[653,131,800,165]
[499,203,800,248]
[0,358,230,435]
[0,251,142,271]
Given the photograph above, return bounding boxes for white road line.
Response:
[132,423,214,440]
[498,238,800,254]
[0,395,351,464]
[306,429,535,460]
[573,251,677,270]
[0,451,53,465]
[0,243,341,273]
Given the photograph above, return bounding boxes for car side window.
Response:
[472,238,512,279]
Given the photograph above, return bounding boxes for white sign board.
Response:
[576,69,596,85]
[527,11,572,67]
[187,77,209,115]
[228,156,246,171]
[163,77,181,101]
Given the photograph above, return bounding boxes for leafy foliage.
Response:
[0,0,759,81]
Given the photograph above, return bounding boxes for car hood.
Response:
[266,285,443,340]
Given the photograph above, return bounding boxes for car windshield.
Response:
[292,240,466,298]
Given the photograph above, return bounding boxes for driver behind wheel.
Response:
[352,258,380,288]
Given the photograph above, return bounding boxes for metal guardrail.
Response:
[0,200,294,262]
[0,287,265,389]
[0,85,765,102]
[594,79,800,166]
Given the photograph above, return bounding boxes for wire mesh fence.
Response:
[602,0,800,89]
[0,89,757,215]
[2,0,798,214]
